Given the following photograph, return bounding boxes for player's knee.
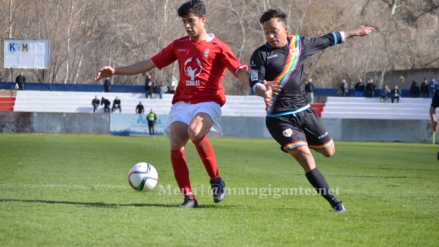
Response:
[288,146,312,159]
[321,146,335,157]
[169,125,190,149]
[321,151,332,158]
[188,123,211,141]
[170,138,185,150]
[187,126,202,140]
[288,148,301,159]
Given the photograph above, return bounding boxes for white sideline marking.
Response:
[0,184,126,190]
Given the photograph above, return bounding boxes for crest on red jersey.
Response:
[203,49,210,58]
[184,57,202,80]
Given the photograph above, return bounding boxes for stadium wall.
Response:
[0,112,435,143]
[321,119,434,143]
[0,112,109,134]
[0,82,412,97]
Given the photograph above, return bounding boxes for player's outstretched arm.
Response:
[94,59,156,81]
[236,69,250,86]
[237,69,275,106]
[344,26,374,40]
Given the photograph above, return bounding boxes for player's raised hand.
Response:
[95,66,115,81]
[264,80,281,95]
[345,26,374,40]
[432,120,439,133]
[355,26,374,36]
[263,80,281,107]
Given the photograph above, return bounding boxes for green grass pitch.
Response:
[0,134,438,246]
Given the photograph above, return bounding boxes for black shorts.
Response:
[266,108,333,153]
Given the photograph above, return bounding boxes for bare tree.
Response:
[0,0,437,93]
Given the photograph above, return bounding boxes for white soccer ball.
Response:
[128,162,158,191]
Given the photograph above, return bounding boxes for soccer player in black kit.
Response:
[250,9,374,212]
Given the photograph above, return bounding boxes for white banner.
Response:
[4,39,50,69]
[110,114,167,136]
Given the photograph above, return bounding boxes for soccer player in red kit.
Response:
[95,0,272,208]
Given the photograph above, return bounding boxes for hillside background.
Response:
[1,0,438,94]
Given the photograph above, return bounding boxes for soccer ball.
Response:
[128,162,158,191]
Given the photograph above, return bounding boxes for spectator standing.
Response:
[101,97,111,113]
[136,102,144,114]
[391,85,401,103]
[340,79,349,97]
[421,78,429,98]
[159,82,168,99]
[145,73,155,99]
[170,74,178,93]
[354,78,365,97]
[15,72,26,91]
[91,95,100,113]
[429,78,438,98]
[365,79,376,97]
[146,108,157,136]
[104,77,112,92]
[305,78,315,103]
[410,80,420,98]
[112,96,122,113]
[380,85,391,102]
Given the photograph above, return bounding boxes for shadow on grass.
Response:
[0,198,175,208]
[0,198,250,209]
[292,174,415,178]
[331,175,414,178]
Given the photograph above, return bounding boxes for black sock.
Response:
[305,168,336,204]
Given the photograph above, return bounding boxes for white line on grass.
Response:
[0,184,126,190]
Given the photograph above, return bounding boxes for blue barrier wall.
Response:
[1,82,412,97]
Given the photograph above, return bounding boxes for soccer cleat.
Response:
[210,179,226,203]
[179,196,198,208]
[331,199,346,213]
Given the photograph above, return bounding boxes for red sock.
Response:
[170,149,193,197]
[192,136,220,181]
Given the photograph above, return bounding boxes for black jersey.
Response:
[250,32,344,114]
[431,90,439,108]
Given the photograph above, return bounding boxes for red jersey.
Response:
[151,34,247,106]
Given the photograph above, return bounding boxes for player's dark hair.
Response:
[178,0,206,17]
[259,9,287,24]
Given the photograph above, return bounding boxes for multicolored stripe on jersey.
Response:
[308,139,334,150]
[282,140,308,152]
[266,35,301,114]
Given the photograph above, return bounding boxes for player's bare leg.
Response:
[170,121,190,150]
[169,121,197,208]
[315,145,336,157]
[288,146,316,172]
[189,113,226,203]
[288,146,345,212]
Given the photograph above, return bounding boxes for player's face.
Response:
[263,18,288,48]
[181,13,206,39]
